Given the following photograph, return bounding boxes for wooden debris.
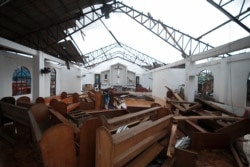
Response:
[166,123,178,157]
[173,115,243,121]
[174,148,198,167]
[191,132,230,150]
[216,119,250,141]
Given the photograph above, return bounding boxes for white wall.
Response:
[60,67,82,94]
[1,38,249,109]
[0,50,85,100]
[0,51,33,100]
[151,66,185,100]
[193,52,250,108]
[91,57,147,88]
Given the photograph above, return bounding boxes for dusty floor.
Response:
[0,124,43,167]
[0,123,249,167]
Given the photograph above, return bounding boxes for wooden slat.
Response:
[78,117,102,167]
[216,119,250,141]
[39,124,77,167]
[197,98,238,117]
[185,120,209,133]
[50,109,80,136]
[126,142,164,167]
[173,115,243,121]
[191,132,230,150]
[96,114,173,167]
[0,101,30,127]
[167,123,178,157]
[105,106,161,130]
[174,148,198,167]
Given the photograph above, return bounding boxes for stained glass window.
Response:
[12,66,31,96]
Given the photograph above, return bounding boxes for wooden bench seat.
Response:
[77,106,171,167]
[0,101,30,127]
[96,113,173,167]
[52,101,80,116]
[28,103,78,166]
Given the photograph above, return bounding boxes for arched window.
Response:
[12,66,31,96]
[50,68,56,96]
[197,69,214,97]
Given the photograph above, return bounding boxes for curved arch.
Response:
[12,66,31,96]
[50,68,56,96]
[197,69,214,98]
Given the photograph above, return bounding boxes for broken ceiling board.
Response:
[191,132,230,150]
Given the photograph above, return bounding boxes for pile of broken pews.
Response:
[164,86,250,167]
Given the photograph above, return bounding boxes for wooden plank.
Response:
[185,120,209,133]
[174,148,198,167]
[197,98,238,117]
[114,129,168,167]
[191,132,230,150]
[96,114,172,167]
[105,106,161,130]
[126,142,164,167]
[166,123,178,157]
[39,124,77,167]
[78,117,102,167]
[96,126,113,167]
[28,109,42,142]
[161,157,176,167]
[50,109,80,136]
[230,144,245,167]
[0,101,30,127]
[173,92,189,109]
[216,119,250,141]
[173,115,243,121]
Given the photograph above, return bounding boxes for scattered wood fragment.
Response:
[173,115,243,121]
[166,123,178,157]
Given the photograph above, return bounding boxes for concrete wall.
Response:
[193,52,250,107]
[91,57,147,88]
[0,50,83,101]
[1,39,249,109]
[151,66,185,100]
[0,51,33,100]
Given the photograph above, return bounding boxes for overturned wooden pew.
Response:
[96,113,173,167]
[78,106,170,167]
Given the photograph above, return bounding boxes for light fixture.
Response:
[41,67,51,74]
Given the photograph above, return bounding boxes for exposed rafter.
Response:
[83,42,166,70]
[207,0,250,34]
[113,2,215,58]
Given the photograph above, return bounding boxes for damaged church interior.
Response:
[0,0,250,166]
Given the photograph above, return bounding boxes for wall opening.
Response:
[12,66,31,96]
[197,69,214,99]
[50,68,56,96]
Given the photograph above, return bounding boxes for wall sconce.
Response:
[41,67,51,74]
[77,74,86,78]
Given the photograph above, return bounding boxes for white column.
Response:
[218,59,227,103]
[184,58,195,102]
[32,51,45,100]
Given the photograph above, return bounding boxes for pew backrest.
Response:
[0,101,30,127]
[96,113,173,167]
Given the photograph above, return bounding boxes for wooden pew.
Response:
[96,112,173,167]
[0,101,30,128]
[28,103,78,167]
[76,106,170,167]
[52,101,80,116]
